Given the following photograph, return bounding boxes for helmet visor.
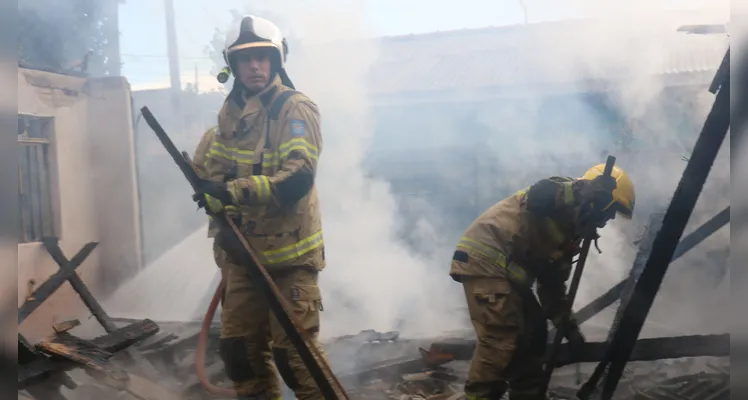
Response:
[227,17,282,55]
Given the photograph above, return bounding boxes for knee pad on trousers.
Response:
[272,347,299,390]
[220,337,256,382]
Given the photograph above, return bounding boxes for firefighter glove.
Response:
[193,179,233,213]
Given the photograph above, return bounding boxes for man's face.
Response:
[235,48,273,93]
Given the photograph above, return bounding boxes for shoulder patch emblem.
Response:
[290,119,305,137]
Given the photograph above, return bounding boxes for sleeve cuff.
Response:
[227,176,272,205]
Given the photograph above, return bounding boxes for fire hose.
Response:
[195,278,234,397]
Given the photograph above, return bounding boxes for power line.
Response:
[121,53,215,60]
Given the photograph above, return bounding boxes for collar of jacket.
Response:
[220,75,283,139]
[240,74,282,114]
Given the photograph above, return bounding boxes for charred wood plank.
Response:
[42,237,117,333]
[18,319,159,389]
[423,334,728,367]
[53,319,81,334]
[36,333,120,377]
[551,333,729,367]
[91,318,159,352]
[18,240,98,325]
[608,210,666,342]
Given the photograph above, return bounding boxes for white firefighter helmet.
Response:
[223,15,288,68]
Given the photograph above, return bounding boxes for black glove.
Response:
[564,319,586,354]
[192,179,233,211]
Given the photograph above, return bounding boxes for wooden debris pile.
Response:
[18,238,181,400]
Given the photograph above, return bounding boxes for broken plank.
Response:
[18,319,159,389]
[36,333,114,374]
[53,319,81,334]
[90,318,159,352]
[18,240,98,324]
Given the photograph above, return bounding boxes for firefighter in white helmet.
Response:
[191,15,333,400]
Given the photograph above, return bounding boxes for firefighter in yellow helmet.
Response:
[191,15,333,400]
[450,164,635,400]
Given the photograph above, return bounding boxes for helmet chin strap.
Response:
[278,69,295,89]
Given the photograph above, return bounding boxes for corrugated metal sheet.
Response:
[368,13,729,94]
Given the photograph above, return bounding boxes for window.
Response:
[18,115,55,243]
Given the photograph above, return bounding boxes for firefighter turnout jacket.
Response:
[202,74,324,271]
[450,177,583,325]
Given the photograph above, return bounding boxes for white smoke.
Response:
[277,1,461,338]
[109,0,731,346]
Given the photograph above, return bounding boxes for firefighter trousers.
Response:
[460,275,549,400]
[216,244,335,400]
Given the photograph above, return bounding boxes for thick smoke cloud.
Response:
[108,0,730,346]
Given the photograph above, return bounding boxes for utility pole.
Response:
[164,0,181,93]
[164,0,183,136]
[518,0,529,24]
[194,64,199,93]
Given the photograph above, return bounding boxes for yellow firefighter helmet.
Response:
[581,164,635,219]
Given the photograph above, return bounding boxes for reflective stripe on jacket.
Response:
[204,75,324,270]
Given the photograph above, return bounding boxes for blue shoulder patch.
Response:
[290,119,305,137]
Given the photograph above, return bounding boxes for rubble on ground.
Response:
[19,318,730,399]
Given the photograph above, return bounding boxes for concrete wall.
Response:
[17,68,142,341]
[87,77,143,293]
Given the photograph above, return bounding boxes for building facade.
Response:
[364,11,728,237]
[18,68,142,340]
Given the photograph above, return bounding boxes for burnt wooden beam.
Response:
[18,319,159,389]
[53,319,81,334]
[551,333,729,367]
[18,240,98,324]
[341,334,729,387]
[426,334,729,366]
[42,237,118,333]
